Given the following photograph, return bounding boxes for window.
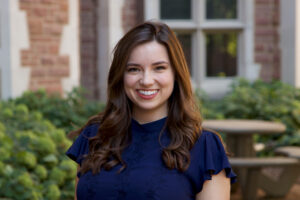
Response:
[160,0,192,20]
[206,0,237,19]
[206,32,237,77]
[176,33,192,73]
[145,0,257,97]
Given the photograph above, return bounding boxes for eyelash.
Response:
[126,66,166,72]
[127,67,140,72]
[155,66,166,70]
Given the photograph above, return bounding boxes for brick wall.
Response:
[80,0,99,100]
[78,0,143,100]
[121,0,281,82]
[17,0,281,98]
[255,0,280,81]
[20,0,70,95]
[122,0,144,33]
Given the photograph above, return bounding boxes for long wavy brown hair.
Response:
[72,21,202,175]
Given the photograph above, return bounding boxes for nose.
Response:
[140,70,154,86]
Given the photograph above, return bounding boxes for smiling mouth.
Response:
[137,89,158,95]
[136,89,159,99]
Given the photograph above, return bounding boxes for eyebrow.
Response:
[126,63,140,67]
[126,61,169,66]
[153,61,169,65]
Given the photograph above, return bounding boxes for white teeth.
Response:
[138,90,158,95]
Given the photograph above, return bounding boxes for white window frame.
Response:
[0,0,11,100]
[280,0,300,87]
[144,0,258,98]
[97,0,125,101]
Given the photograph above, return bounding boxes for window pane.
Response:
[206,0,237,19]
[206,32,237,77]
[176,33,192,75]
[160,0,191,20]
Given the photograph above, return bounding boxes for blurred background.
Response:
[1,0,300,199]
[1,0,298,101]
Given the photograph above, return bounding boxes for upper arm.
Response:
[74,165,80,200]
[196,170,230,200]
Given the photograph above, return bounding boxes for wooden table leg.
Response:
[227,134,256,191]
[226,135,256,157]
[240,167,261,200]
[260,165,300,197]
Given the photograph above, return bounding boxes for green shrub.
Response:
[12,88,105,133]
[32,137,57,155]
[199,78,300,154]
[34,165,48,180]
[3,81,299,198]
[196,90,225,120]
[16,151,37,169]
[59,160,77,179]
[45,184,60,200]
[49,167,66,186]
[0,102,76,200]
[17,172,34,189]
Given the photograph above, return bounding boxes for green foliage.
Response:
[3,81,299,198]
[0,88,105,199]
[45,184,60,200]
[12,87,105,133]
[16,151,37,169]
[196,90,225,120]
[32,137,56,155]
[199,78,300,154]
[59,160,77,179]
[42,154,59,167]
[0,102,76,199]
[0,161,5,176]
[17,172,34,189]
[34,165,48,180]
[0,147,11,162]
[221,79,298,121]
[49,167,66,186]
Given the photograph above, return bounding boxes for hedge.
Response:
[0,102,76,200]
[199,78,300,155]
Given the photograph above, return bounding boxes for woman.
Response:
[66,21,236,200]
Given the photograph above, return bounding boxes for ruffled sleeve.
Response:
[66,124,99,165]
[188,130,237,193]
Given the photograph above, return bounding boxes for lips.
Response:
[136,89,159,99]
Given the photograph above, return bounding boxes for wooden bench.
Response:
[229,157,300,200]
[275,146,300,159]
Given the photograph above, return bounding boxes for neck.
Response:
[132,107,167,124]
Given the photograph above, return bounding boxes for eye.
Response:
[155,66,166,71]
[127,67,140,73]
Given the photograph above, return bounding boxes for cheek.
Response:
[124,75,137,92]
[159,72,175,89]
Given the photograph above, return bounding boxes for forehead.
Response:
[127,41,170,64]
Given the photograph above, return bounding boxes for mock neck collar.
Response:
[131,117,167,133]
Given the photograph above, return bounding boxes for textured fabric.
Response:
[66,117,236,200]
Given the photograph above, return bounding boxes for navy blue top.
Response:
[66,117,236,200]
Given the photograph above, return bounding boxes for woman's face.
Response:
[124,41,175,122]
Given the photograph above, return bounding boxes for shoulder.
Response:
[192,128,226,155]
[187,128,236,192]
[66,123,100,165]
[80,123,100,138]
[198,129,224,145]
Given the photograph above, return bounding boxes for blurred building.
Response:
[0,0,299,100]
